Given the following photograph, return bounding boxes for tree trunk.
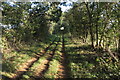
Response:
[96,24,98,47]
[95,3,99,47]
[118,36,120,53]
[99,35,102,47]
[85,3,94,48]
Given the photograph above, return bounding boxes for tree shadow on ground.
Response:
[65,45,94,52]
[65,45,100,78]
[67,53,98,64]
[2,60,16,73]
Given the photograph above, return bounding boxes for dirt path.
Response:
[56,49,70,78]
[31,42,58,79]
[11,39,57,80]
[56,35,69,79]
[56,52,66,78]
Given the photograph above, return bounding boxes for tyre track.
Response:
[11,39,57,80]
[32,42,59,79]
[56,35,69,79]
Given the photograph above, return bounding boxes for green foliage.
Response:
[2,60,16,73]
[64,2,120,50]
[1,2,120,79]
[66,42,120,78]
[2,2,62,43]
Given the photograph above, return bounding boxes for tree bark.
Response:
[85,3,94,48]
[95,3,99,47]
[118,36,120,53]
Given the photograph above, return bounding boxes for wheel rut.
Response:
[9,38,69,80]
[11,39,57,80]
[32,42,59,79]
[56,35,69,79]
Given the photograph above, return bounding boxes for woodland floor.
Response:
[1,37,120,80]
